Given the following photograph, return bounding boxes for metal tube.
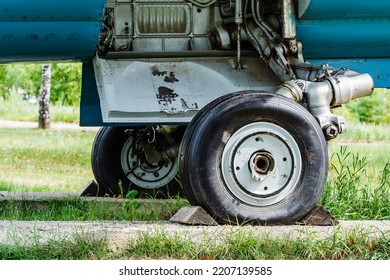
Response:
[281,0,297,40]
[235,0,243,69]
[235,0,243,24]
[281,0,298,53]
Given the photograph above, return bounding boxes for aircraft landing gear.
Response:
[179,92,328,224]
[92,126,184,198]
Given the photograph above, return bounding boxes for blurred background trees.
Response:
[0,63,388,125]
[0,63,81,106]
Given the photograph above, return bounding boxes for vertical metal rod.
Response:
[235,0,243,70]
[236,24,242,70]
[282,0,298,53]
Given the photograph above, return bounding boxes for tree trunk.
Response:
[38,64,52,129]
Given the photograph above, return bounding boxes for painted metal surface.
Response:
[307,58,390,89]
[298,0,390,20]
[80,63,104,126]
[296,0,390,89]
[297,0,390,59]
[91,56,280,124]
[0,0,106,62]
[297,20,390,59]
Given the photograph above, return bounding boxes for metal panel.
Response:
[297,0,390,63]
[298,0,390,20]
[92,56,280,124]
[0,0,106,62]
[0,0,105,21]
[297,20,390,59]
[80,63,104,126]
[306,58,390,89]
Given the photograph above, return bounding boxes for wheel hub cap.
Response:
[121,138,178,189]
[221,122,302,206]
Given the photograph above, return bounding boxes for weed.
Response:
[122,226,389,260]
[0,197,188,221]
[320,146,390,220]
[0,231,109,260]
[0,127,95,192]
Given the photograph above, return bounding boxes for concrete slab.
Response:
[79,180,101,197]
[0,191,80,201]
[1,192,337,226]
[0,191,188,220]
[0,220,388,251]
[170,206,218,226]
[0,120,99,131]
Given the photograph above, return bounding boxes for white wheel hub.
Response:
[121,137,178,189]
[221,122,302,206]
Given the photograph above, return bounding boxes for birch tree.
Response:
[38,64,51,129]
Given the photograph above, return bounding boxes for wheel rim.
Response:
[221,122,302,206]
[121,137,178,189]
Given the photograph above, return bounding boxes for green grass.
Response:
[333,88,390,124]
[321,146,389,220]
[0,128,95,192]
[335,122,390,143]
[124,227,389,260]
[0,198,189,221]
[0,122,389,221]
[0,90,79,123]
[0,232,110,260]
[0,226,388,260]
[1,74,388,261]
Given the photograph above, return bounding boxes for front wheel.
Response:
[179,91,328,224]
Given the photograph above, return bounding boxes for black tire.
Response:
[92,126,182,198]
[179,91,328,224]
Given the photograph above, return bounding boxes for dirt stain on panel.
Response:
[157,86,178,105]
[164,72,179,83]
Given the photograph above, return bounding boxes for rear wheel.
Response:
[179,91,328,224]
[92,126,183,198]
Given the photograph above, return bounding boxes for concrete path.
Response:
[1,191,389,251]
[0,220,388,251]
[0,120,99,131]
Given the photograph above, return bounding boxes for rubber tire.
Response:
[179,91,328,224]
[92,126,182,198]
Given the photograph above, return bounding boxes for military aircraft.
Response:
[1,0,389,224]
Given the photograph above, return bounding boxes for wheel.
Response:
[92,126,183,198]
[179,91,328,224]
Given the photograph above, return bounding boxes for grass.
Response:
[335,121,390,143]
[0,91,79,123]
[0,93,389,260]
[0,226,388,260]
[0,197,189,221]
[124,227,389,260]
[321,146,389,220]
[0,122,389,221]
[0,232,110,260]
[0,127,95,193]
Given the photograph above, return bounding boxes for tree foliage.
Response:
[51,64,82,106]
[346,89,390,124]
[0,63,81,106]
[0,63,389,124]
